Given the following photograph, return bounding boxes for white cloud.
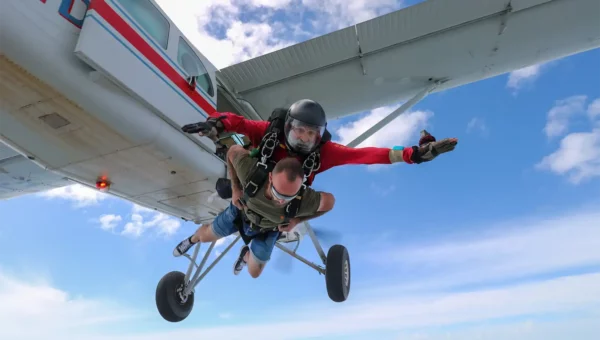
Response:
[537,96,600,183]
[0,270,140,340]
[367,207,600,290]
[37,185,182,237]
[543,95,587,138]
[38,184,110,207]
[120,204,181,238]
[3,208,600,340]
[588,98,600,120]
[247,0,293,8]
[506,63,544,92]
[393,316,600,340]
[536,128,600,183]
[153,0,406,71]
[98,214,122,231]
[154,0,295,69]
[334,105,433,148]
[301,0,403,32]
[223,21,295,63]
[19,273,600,340]
[466,117,488,136]
[215,234,238,248]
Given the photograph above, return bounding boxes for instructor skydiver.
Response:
[182,98,459,193]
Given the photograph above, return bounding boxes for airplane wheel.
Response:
[325,245,350,302]
[155,271,194,322]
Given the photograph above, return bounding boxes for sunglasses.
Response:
[270,183,298,202]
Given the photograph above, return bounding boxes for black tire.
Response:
[155,271,194,322]
[325,244,350,302]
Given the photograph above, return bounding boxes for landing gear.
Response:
[155,271,195,322]
[156,223,351,322]
[274,223,351,303]
[325,245,350,302]
[156,236,241,322]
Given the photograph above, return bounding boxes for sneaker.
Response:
[173,236,196,257]
[233,245,249,275]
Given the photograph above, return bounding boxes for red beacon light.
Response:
[95,176,111,191]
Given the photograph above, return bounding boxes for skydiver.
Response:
[173,146,336,278]
[182,99,459,194]
[181,99,457,272]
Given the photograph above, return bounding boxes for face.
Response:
[290,125,319,144]
[286,120,323,154]
[268,172,302,206]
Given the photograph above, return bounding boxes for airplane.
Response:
[1,0,599,323]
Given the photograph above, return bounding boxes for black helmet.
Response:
[284,99,327,154]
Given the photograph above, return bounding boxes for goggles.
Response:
[270,183,299,202]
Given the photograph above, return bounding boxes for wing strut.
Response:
[345,81,442,148]
[301,80,443,262]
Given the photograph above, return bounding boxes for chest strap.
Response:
[238,129,321,223]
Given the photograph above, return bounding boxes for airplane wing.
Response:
[217,0,600,121]
[0,141,72,200]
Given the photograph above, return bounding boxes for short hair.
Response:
[272,157,304,182]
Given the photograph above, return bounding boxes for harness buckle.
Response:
[246,181,260,195]
[256,161,268,169]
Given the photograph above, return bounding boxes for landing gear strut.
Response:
[155,223,351,322]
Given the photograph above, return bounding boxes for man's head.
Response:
[284,99,327,155]
[268,157,305,205]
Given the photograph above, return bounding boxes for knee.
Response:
[197,224,214,242]
[247,266,262,278]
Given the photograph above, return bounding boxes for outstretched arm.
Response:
[208,111,269,146]
[319,130,458,172]
[319,142,395,171]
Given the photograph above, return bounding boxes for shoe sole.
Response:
[233,246,249,275]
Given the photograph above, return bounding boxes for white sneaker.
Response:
[173,236,196,257]
[233,245,249,275]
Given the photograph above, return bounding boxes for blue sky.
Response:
[2,0,600,339]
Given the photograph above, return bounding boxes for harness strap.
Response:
[232,207,277,245]
[240,109,324,222]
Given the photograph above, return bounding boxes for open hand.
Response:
[413,130,458,163]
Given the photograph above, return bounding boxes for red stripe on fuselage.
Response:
[88,0,216,115]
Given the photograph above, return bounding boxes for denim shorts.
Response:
[210,202,280,264]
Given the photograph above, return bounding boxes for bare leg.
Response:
[173,223,221,257]
[175,202,240,257]
[233,231,278,277]
[245,248,266,278]
[191,223,220,243]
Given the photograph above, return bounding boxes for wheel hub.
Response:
[176,284,189,304]
[343,259,349,287]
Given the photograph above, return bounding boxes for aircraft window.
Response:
[116,0,170,49]
[177,37,214,97]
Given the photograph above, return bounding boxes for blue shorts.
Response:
[210,202,280,264]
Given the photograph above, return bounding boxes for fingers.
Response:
[434,138,458,152]
[233,199,243,209]
[278,225,291,232]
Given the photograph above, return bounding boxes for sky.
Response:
[2,0,600,339]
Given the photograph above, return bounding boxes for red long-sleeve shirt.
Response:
[213,111,409,183]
